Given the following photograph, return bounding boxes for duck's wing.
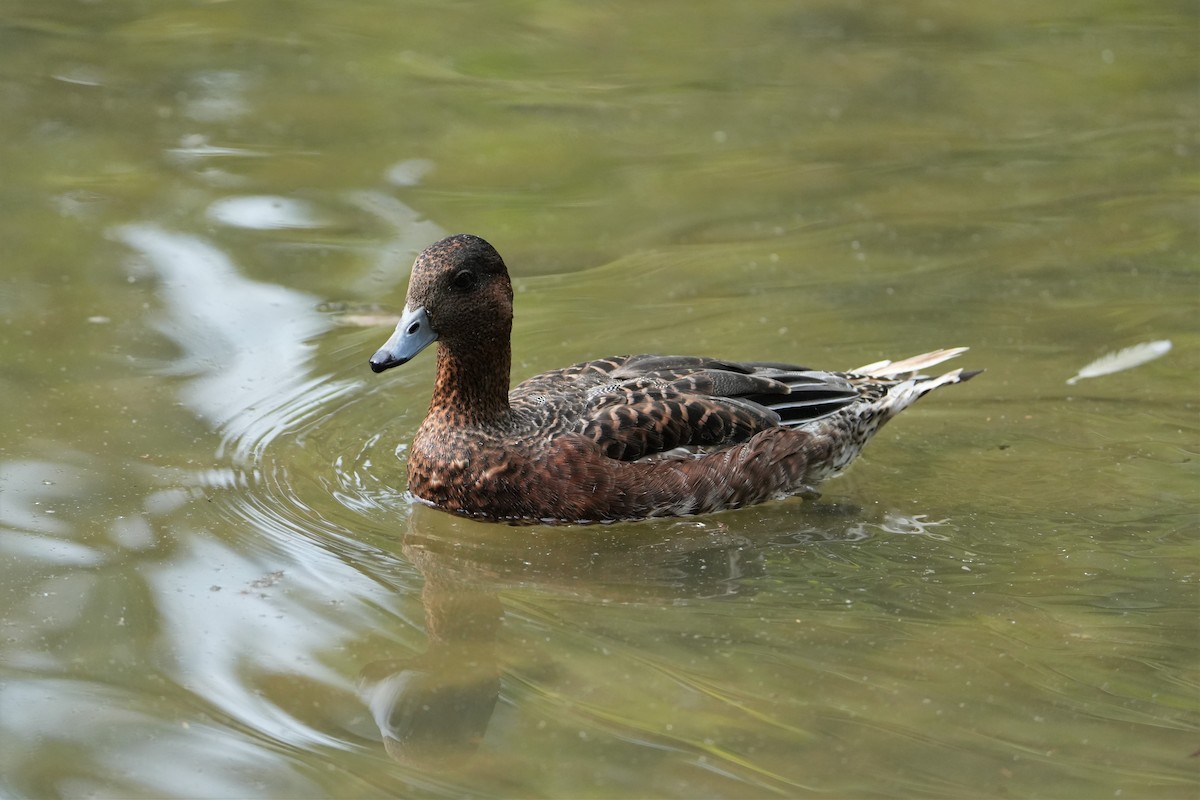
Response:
[540,354,861,462]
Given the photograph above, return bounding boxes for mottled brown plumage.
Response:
[370,234,979,524]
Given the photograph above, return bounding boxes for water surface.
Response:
[1,1,1196,797]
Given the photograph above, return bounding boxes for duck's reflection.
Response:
[358,576,501,766]
[357,501,874,766]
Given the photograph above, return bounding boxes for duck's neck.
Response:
[429,339,512,425]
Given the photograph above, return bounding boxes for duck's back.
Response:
[507,354,862,459]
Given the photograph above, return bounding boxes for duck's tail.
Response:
[805,348,981,482]
[851,346,973,378]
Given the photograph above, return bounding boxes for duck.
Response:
[370,234,979,524]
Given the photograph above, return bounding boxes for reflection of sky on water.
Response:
[112,182,442,462]
[142,533,364,744]
[82,218,430,770]
[205,195,331,230]
[115,224,337,437]
[3,678,322,798]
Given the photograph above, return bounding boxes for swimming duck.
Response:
[370,234,978,524]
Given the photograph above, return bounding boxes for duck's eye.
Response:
[450,270,476,291]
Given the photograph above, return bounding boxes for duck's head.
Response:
[370,234,513,373]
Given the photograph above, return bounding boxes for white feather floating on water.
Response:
[1067,340,1172,385]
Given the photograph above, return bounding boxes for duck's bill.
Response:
[370,305,437,373]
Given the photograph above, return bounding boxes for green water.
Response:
[1,1,1196,797]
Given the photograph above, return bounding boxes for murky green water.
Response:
[1,1,1196,797]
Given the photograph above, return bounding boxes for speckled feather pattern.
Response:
[371,235,979,524]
